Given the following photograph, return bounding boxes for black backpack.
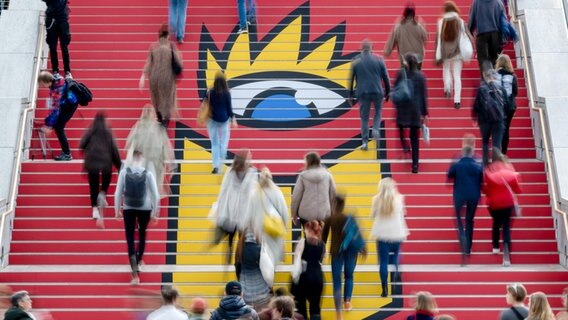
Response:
[479,81,505,122]
[66,79,93,106]
[124,168,147,207]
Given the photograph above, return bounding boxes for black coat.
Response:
[79,127,122,172]
[4,307,33,320]
[394,70,428,128]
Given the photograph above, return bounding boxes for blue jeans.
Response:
[376,241,401,286]
[237,0,256,29]
[358,93,383,143]
[207,120,230,169]
[331,251,358,310]
[169,0,188,41]
[454,198,479,254]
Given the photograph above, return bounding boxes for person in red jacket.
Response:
[483,148,521,266]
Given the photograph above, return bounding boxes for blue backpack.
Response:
[339,215,365,253]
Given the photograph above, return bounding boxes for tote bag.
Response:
[459,21,473,61]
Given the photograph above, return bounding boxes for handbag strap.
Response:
[510,307,524,320]
[260,187,280,216]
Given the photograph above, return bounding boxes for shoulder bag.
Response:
[197,90,212,126]
[260,189,286,238]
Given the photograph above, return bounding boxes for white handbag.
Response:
[259,241,275,287]
[422,124,431,144]
[459,21,473,62]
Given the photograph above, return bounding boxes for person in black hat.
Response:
[210,281,259,320]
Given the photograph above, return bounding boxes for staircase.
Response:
[2,0,567,319]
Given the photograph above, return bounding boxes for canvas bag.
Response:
[197,91,212,126]
[391,69,413,105]
[459,20,473,61]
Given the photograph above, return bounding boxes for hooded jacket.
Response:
[209,295,259,320]
[3,307,34,320]
[80,122,122,173]
[468,0,504,35]
[291,166,336,221]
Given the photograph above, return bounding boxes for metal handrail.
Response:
[513,3,568,261]
[0,13,45,269]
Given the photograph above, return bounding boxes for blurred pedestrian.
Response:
[348,39,390,150]
[126,106,175,198]
[322,195,366,319]
[495,54,518,155]
[42,0,72,78]
[393,53,428,174]
[236,0,256,34]
[126,288,161,320]
[406,291,438,320]
[291,220,324,320]
[269,296,296,320]
[4,291,34,320]
[210,281,259,320]
[291,152,336,226]
[139,24,183,128]
[211,149,258,264]
[169,0,188,44]
[526,292,555,320]
[258,288,304,320]
[447,143,483,264]
[114,150,160,285]
[435,1,471,109]
[205,71,237,174]
[80,112,122,229]
[146,287,188,320]
[370,178,409,297]
[188,297,207,320]
[471,63,507,166]
[385,4,428,69]
[468,0,505,73]
[38,70,78,161]
[483,149,521,267]
[556,287,568,320]
[499,283,528,320]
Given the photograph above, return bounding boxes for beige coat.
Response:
[143,38,183,120]
[435,12,469,62]
[385,19,428,64]
[291,166,336,221]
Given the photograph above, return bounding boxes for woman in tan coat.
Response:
[139,24,183,128]
[385,5,428,69]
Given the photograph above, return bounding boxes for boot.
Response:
[381,283,388,297]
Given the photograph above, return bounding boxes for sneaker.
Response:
[97,192,108,209]
[92,207,100,220]
[503,257,511,267]
[211,168,218,174]
[130,274,140,285]
[64,71,73,79]
[343,301,352,311]
[237,27,248,34]
[53,71,61,80]
[138,261,144,272]
[361,142,368,151]
[177,38,184,44]
[54,153,72,161]
[492,248,500,254]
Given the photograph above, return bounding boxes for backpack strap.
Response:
[510,306,524,320]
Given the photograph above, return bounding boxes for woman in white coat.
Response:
[435,1,472,109]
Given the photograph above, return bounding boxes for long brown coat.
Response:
[143,38,183,120]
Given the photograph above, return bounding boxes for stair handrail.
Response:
[0,13,45,270]
[511,0,568,266]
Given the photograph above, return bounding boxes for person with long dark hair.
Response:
[79,112,122,228]
[206,71,237,174]
[385,4,428,69]
[393,53,428,173]
[139,24,183,128]
[435,1,471,109]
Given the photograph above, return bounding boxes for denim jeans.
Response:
[358,93,383,143]
[169,0,188,41]
[237,0,256,29]
[376,240,401,286]
[207,119,230,169]
[331,251,358,310]
[479,120,504,165]
[454,198,479,254]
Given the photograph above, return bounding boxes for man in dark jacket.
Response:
[447,144,483,265]
[210,281,259,320]
[348,39,391,151]
[42,0,73,78]
[4,291,34,320]
[468,0,505,74]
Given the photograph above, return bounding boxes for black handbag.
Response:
[170,44,182,76]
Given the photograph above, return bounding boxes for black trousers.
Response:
[398,125,420,167]
[53,104,77,154]
[123,209,152,268]
[475,31,502,74]
[454,198,479,254]
[87,168,111,207]
[502,109,516,155]
[489,207,513,249]
[46,17,71,73]
[295,278,323,320]
[479,120,504,166]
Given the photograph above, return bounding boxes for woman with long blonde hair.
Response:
[406,291,438,320]
[370,177,409,297]
[527,292,555,320]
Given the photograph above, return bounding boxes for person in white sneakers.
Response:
[79,112,122,229]
[115,149,160,285]
[146,287,189,320]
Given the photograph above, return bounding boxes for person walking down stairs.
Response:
[483,149,521,267]
[499,283,528,320]
[370,178,409,298]
[406,291,438,320]
[114,150,160,285]
[79,112,122,229]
